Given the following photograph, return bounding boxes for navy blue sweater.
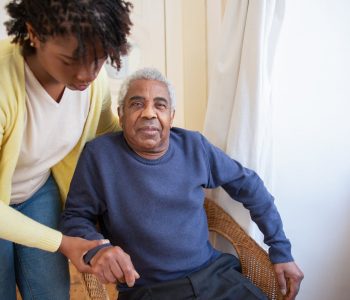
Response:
[60,128,292,288]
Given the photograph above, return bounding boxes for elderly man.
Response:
[60,68,303,300]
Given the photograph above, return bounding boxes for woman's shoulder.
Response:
[0,39,25,110]
[0,39,23,80]
[0,38,19,59]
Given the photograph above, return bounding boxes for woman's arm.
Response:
[0,202,106,272]
[0,201,62,251]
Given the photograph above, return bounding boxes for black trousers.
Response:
[118,254,268,300]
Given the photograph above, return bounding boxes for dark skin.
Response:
[58,236,109,273]
[25,23,107,102]
[118,79,175,159]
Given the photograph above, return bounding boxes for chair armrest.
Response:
[81,273,109,300]
[204,197,284,300]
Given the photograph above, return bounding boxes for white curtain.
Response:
[204,0,285,246]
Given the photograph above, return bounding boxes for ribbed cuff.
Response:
[83,243,112,264]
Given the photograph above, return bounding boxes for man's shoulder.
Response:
[170,127,208,147]
[170,127,203,140]
[86,131,123,150]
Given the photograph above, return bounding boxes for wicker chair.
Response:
[81,197,284,300]
[204,198,284,300]
[81,273,110,300]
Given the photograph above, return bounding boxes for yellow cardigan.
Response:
[0,201,63,251]
[0,38,119,251]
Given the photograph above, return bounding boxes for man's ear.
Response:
[26,22,40,48]
[170,109,175,127]
[117,106,123,128]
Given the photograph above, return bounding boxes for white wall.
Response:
[272,1,350,299]
[0,0,8,38]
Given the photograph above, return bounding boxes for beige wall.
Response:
[0,0,215,132]
[130,0,210,131]
[166,0,226,131]
[181,0,207,131]
[109,0,209,131]
[165,0,208,131]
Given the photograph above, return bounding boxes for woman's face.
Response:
[30,34,107,91]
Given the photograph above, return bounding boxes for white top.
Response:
[10,63,90,204]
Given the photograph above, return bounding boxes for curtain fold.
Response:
[204,0,285,246]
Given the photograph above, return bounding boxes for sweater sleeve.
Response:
[200,134,293,264]
[59,144,106,241]
[0,202,62,252]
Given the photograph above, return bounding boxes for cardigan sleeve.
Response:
[0,201,62,252]
[95,67,120,136]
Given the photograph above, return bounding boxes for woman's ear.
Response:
[25,22,39,48]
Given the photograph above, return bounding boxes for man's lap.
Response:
[118,253,268,300]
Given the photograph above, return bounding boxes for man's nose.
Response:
[141,103,157,119]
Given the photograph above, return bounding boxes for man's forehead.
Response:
[126,79,170,99]
[128,79,166,88]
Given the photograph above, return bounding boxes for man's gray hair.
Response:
[117,67,176,111]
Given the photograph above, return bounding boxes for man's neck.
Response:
[133,148,168,160]
[123,136,169,160]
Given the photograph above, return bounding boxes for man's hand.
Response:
[90,246,140,287]
[58,235,109,273]
[273,261,304,300]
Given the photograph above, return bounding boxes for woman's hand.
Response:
[59,235,109,273]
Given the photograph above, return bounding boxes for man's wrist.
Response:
[83,243,112,264]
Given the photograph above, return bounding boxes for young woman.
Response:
[0,1,132,299]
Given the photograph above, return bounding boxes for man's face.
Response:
[118,79,175,159]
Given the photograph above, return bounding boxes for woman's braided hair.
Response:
[5,0,133,70]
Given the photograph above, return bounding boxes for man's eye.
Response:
[156,103,167,109]
[131,102,143,108]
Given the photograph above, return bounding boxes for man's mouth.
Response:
[138,126,159,134]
